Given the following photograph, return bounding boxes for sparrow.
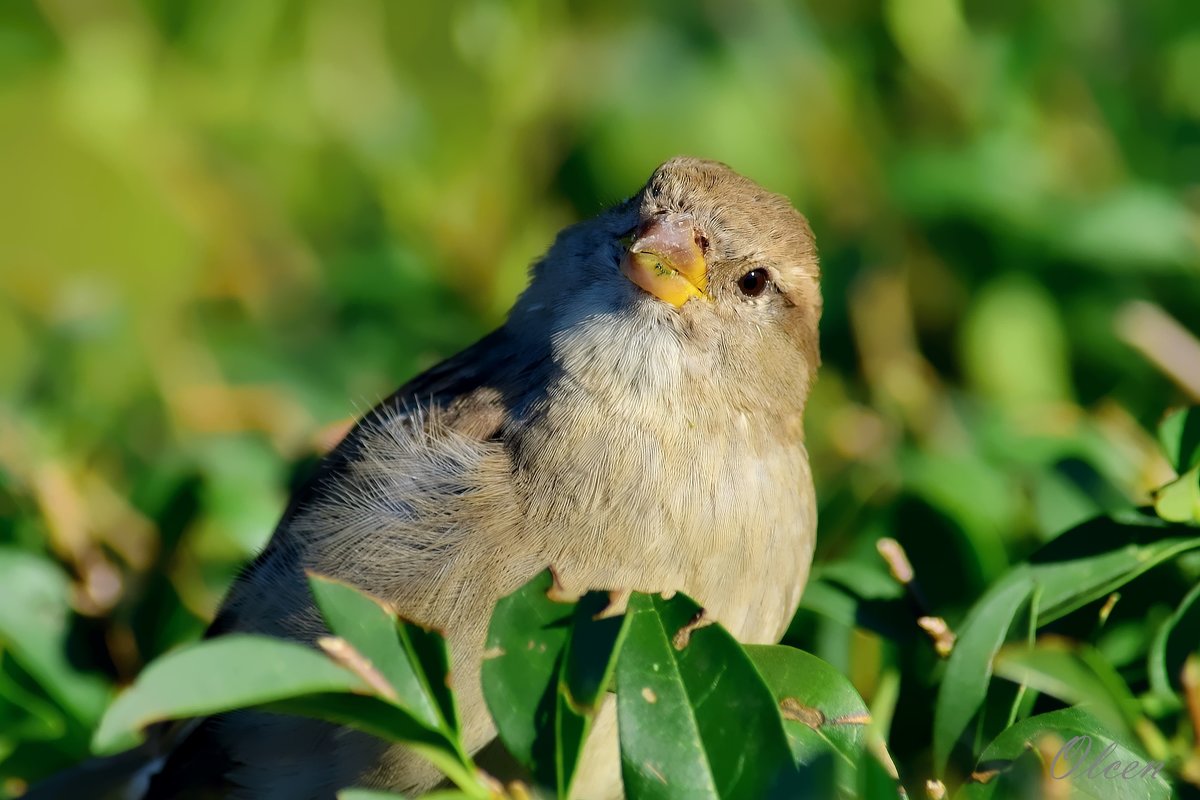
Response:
[143,156,823,799]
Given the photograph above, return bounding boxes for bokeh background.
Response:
[1,0,1198,795]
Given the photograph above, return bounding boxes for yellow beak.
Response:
[620,213,708,307]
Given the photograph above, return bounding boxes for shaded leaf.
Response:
[558,590,631,793]
[795,576,915,641]
[0,548,111,727]
[0,657,66,742]
[957,707,1171,800]
[1158,406,1200,473]
[1029,515,1200,624]
[267,692,454,754]
[936,515,1200,776]
[406,623,460,742]
[1147,581,1200,702]
[992,640,1143,744]
[857,751,903,800]
[933,568,1033,774]
[813,561,906,601]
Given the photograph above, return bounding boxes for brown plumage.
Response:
[147,157,823,799]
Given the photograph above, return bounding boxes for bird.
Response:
[131,156,822,799]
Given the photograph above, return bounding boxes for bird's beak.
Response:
[620,213,708,307]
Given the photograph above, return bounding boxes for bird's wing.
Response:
[277,328,514,540]
[204,326,518,637]
[138,328,525,799]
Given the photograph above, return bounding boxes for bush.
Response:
[30,408,1196,798]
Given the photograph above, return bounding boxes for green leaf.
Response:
[1147,581,1200,702]
[813,561,906,601]
[1158,406,1200,473]
[264,692,456,755]
[405,623,460,741]
[307,573,444,731]
[795,575,915,641]
[745,645,869,768]
[1057,185,1199,271]
[558,591,632,792]
[957,707,1171,800]
[303,576,481,791]
[933,568,1033,774]
[935,515,1200,776]
[92,629,488,793]
[992,640,1143,744]
[1152,466,1200,524]
[953,745,1043,800]
[338,790,472,800]
[481,570,629,798]
[482,570,568,773]
[617,592,804,799]
[0,658,66,742]
[960,275,1071,411]
[0,548,111,727]
[262,691,489,795]
[858,752,903,800]
[92,634,369,754]
[1028,515,1200,623]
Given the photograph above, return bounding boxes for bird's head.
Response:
[514,157,822,424]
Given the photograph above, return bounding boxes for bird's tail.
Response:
[21,720,198,800]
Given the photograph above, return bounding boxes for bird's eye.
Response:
[737,268,770,297]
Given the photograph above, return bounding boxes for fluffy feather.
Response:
[147,157,822,799]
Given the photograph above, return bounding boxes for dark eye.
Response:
[737,268,770,297]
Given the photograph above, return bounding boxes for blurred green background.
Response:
[1,0,1198,795]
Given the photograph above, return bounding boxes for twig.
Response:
[877,538,955,656]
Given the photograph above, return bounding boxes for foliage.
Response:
[40,424,1200,798]
[87,572,876,799]
[1,1,1200,798]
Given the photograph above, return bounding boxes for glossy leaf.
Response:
[617,592,804,799]
[481,569,629,798]
[92,634,369,754]
[308,573,443,731]
[745,644,869,768]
